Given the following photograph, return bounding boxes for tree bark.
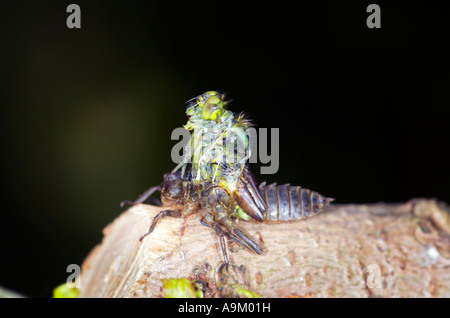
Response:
[79,199,450,298]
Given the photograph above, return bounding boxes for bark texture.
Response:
[79,199,450,298]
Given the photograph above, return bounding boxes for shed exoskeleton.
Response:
[123,163,334,267]
[122,90,334,266]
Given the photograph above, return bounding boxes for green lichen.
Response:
[232,285,261,298]
[53,283,79,298]
[162,278,197,298]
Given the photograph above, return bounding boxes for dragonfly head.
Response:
[185,90,231,120]
[201,94,224,120]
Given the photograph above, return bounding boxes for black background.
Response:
[0,1,449,297]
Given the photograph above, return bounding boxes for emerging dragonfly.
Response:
[175,90,251,197]
[122,91,334,266]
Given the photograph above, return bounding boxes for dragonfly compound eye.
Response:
[202,95,224,120]
[204,90,219,97]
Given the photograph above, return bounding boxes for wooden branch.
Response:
[79,199,450,298]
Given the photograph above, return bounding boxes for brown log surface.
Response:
[79,199,450,298]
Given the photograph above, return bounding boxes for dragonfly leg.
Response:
[218,219,262,255]
[231,228,262,254]
[139,209,181,242]
[215,216,262,255]
[200,217,262,269]
[200,218,230,270]
[210,222,230,270]
[120,185,162,208]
